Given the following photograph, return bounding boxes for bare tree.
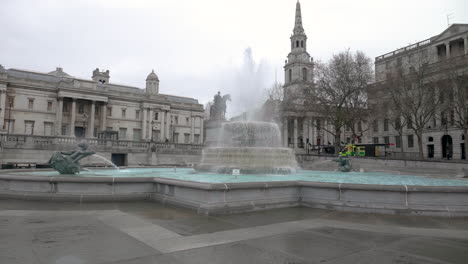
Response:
[384,54,441,159]
[311,49,374,151]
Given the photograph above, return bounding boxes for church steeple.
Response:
[293,1,304,35]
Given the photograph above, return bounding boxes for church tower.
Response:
[283,1,314,99]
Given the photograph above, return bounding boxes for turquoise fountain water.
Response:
[23,167,468,186]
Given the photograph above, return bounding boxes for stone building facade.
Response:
[368,24,468,159]
[0,66,204,143]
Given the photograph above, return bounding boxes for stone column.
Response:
[283,117,288,147]
[0,90,7,130]
[88,100,95,138]
[200,118,204,144]
[148,108,154,140]
[55,97,63,136]
[100,103,107,131]
[302,118,308,147]
[190,116,195,143]
[308,118,313,145]
[165,111,170,141]
[160,110,165,140]
[464,36,468,55]
[142,107,147,141]
[293,118,298,148]
[69,98,76,137]
[445,42,451,58]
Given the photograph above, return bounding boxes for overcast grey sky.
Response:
[1,0,467,116]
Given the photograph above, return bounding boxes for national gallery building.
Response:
[0,65,204,166]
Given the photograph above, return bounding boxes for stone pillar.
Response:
[445,42,451,58]
[308,118,313,146]
[87,100,95,138]
[200,118,204,144]
[55,98,63,136]
[69,98,76,137]
[302,118,307,147]
[190,116,195,143]
[464,36,468,55]
[148,108,154,140]
[283,117,288,147]
[100,103,107,131]
[142,107,147,141]
[160,110,165,140]
[165,111,170,141]
[0,89,7,130]
[293,118,298,148]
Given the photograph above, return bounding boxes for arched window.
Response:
[301,41,304,47]
[288,69,292,83]
[302,68,307,81]
[296,40,299,48]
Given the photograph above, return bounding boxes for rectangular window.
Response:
[94,127,97,137]
[95,106,100,116]
[61,125,67,136]
[384,119,389,131]
[44,122,53,136]
[63,103,69,112]
[78,104,84,114]
[408,135,414,148]
[6,119,15,133]
[346,125,350,132]
[384,136,390,145]
[119,128,127,140]
[8,97,14,108]
[194,134,200,144]
[135,110,140,120]
[184,133,190,144]
[450,109,455,126]
[357,121,362,132]
[407,117,412,129]
[441,111,447,126]
[107,107,112,117]
[373,120,378,132]
[28,99,34,110]
[346,137,351,143]
[47,101,53,111]
[24,120,35,135]
[186,117,190,124]
[373,137,379,144]
[133,129,141,141]
[395,136,401,148]
[316,120,321,130]
[174,116,179,124]
[154,112,158,120]
[173,132,179,143]
[395,118,401,130]
[121,109,126,118]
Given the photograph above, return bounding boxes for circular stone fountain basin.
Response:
[1,168,468,216]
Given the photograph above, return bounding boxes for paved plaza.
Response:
[1,200,467,264]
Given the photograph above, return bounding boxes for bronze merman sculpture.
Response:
[48,142,95,174]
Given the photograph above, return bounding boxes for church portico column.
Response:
[142,107,147,141]
[200,118,204,144]
[283,117,288,147]
[69,98,76,137]
[55,97,63,136]
[445,42,451,58]
[165,111,170,141]
[294,118,298,148]
[87,100,95,138]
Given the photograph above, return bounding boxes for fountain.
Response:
[195,121,298,174]
[48,142,95,174]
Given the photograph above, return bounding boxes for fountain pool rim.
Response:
[1,167,468,217]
